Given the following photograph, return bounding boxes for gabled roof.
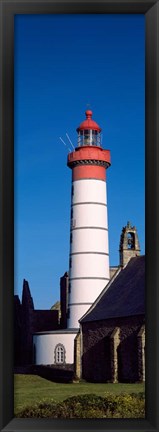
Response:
[80,256,145,324]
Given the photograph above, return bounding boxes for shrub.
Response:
[16,392,145,418]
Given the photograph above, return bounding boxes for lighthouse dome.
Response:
[76,110,102,147]
[76,110,101,132]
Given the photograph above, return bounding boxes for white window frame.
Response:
[54,343,66,365]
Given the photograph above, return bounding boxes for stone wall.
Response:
[137,325,145,382]
[33,364,74,383]
[109,266,119,280]
[74,330,81,379]
[81,315,145,383]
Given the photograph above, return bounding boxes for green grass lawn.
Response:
[14,374,145,415]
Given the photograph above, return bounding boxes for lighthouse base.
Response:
[33,329,78,366]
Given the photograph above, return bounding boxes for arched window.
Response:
[54,344,66,364]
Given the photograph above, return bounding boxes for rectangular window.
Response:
[72,219,76,228]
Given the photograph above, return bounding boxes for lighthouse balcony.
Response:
[67,147,111,168]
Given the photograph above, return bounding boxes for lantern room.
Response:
[76,110,102,147]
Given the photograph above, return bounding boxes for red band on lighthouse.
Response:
[72,165,106,181]
[67,147,111,168]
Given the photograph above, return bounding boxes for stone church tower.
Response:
[119,221,140,267]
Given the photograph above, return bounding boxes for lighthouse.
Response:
[67,110,111,328]
[33,110,144,377]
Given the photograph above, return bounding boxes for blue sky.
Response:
[14,14,145,310]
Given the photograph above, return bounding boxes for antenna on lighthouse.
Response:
[59,136,67,147]
[59,137,72,153]
[66,133,75,150]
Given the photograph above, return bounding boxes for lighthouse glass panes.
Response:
[77,130,101,147]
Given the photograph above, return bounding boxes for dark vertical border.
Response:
[145,1,159,428]
[0,1,159,431]
[0,0,14,430]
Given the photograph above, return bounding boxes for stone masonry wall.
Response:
[81,315,145,383]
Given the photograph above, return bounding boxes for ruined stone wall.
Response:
[14,295,59,366]
[14,296,23,366]
[33,310,59,332]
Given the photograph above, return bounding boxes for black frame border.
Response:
[0,1,159,431]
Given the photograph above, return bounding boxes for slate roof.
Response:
[80,256,145,323]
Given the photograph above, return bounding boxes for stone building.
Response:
[79,255,145,383]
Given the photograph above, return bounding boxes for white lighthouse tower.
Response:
[67,110,111,328]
